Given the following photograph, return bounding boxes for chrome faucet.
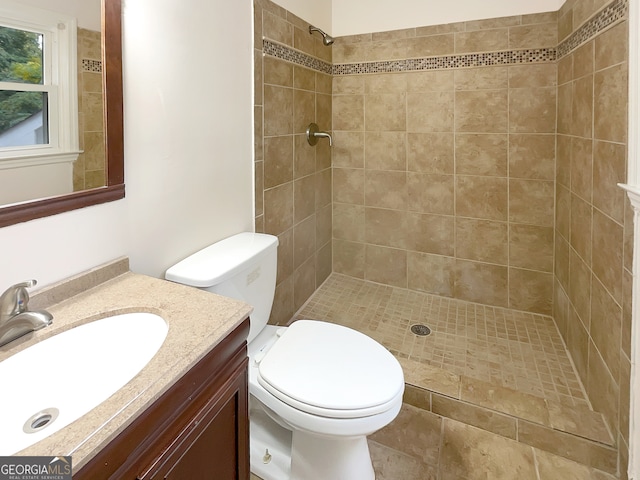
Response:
[0,280,53,347]
[306,123,333,147]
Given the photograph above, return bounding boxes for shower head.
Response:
[309,25,334,46]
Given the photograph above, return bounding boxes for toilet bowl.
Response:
[166,232,404,480]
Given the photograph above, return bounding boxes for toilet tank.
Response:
[165,232,279,344]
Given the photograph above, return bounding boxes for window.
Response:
[0,2,79,169]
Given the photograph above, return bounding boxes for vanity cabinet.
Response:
[75,318,250,480]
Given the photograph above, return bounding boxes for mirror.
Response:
[0,0,123,228]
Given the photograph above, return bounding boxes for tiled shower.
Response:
[254,0,631,476]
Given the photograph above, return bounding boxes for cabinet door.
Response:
[140,369,249,480]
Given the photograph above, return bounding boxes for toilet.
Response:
[165,232,404,480]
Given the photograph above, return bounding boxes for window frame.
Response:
[0,1,79,170]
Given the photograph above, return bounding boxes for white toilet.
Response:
[165,232,404,480]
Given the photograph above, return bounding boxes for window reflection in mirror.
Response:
[0,25,47,148]
[0,0,105,206]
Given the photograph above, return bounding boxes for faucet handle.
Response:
[0,280,37,320]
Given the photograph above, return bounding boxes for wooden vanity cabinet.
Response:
[75,318,250,480]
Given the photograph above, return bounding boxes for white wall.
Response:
[0,0,255,291]
[123,0,255,278]
[332,0,566,37]
[16,0,101,31]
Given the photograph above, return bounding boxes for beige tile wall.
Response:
[254,0,333,325]
[332,15,558,315]
[254,0,631,475]
[74,28,106,191]
[553,0,631,477]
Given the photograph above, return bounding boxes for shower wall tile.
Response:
[455,218,508,264]
[264,136,293,188]
[509,225,554,272]
[263,85,293,135]
[568,248,592,328]
[455,134,508,176]
[408,133,454,174]
[407,34,455,57]
[456,176,508,221]
[594,63,628,143]
[454,260,508,307]
[407,173,455,215]
[333,168,364,204]
[590,275,622,380]
[454,90,508,133]
[509,269,553,315]
[454,29,509,53]
[508,87,556,133]
[553,5,629,462]
[330,8,562,316]
[407,213,455,257]
[569,193,593,261]
[294,215,316,268]
[333,95,364,130]
[264,56,293,86]
[593,140,626,223]
[257,1,631,473]
[294,134,315,178]
[333,239,365,278]
[509,22,558,49]
[256,0,333,327]
[365,207,407,249]
[365,170,407,209]
[293,65,314,90]
[591,209,624,303]
[594,21,628,69]
[407,92,455,132]
[333,203,365,242]
[407,252,455,297]
[365,93,406,131]
[365,245,408,288]
[508,134,555,180]
[332,132,364,168]
[366,132,407,171]
[508,63,557,88]
[570,137,593,201]
[509,179,554,226]
[294,174,316,222]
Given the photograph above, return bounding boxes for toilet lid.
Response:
[257,320,404,417]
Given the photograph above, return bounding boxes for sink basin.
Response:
[0,312,168,455]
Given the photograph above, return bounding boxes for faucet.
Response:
[306,123,333,147]
[0,280,53,347]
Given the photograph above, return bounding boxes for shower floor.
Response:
[294,273,589,408]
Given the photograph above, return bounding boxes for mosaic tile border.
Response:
[558,0,628,58]
[263,0,627,76]
[81,58,102,73]
[333,49,557,75]
[262,39,332,75]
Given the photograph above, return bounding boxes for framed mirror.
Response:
[0,0,123,228]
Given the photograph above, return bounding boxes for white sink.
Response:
[0,312,168,455]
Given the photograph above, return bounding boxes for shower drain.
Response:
[410,324,432,336]
[23,407,59,434]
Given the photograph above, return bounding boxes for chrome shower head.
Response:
[309,25,334,46]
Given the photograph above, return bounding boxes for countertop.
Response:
[0,258,253,470]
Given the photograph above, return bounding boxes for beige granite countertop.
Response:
[0,258,253,471]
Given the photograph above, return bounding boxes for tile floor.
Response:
[295,274,588,407]
[250,274,616,479]
[250,404,616,480]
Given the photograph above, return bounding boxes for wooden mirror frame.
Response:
[0,0,124,228]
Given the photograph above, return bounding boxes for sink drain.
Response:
[23,408,59,434]
[410,324,432,336]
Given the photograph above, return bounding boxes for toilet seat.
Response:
[257,320,404,419]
